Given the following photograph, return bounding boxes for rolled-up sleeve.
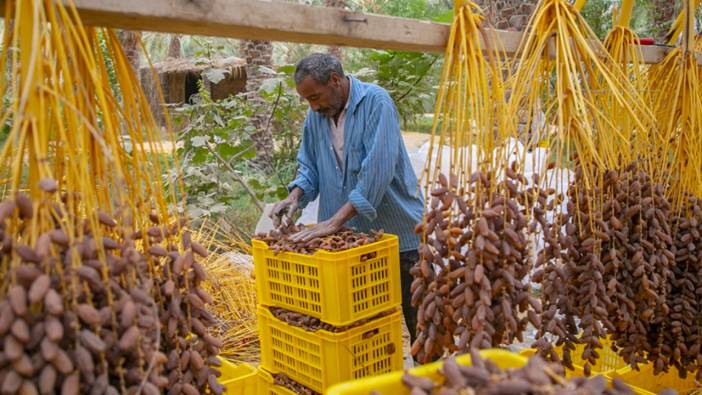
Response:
[288,118,319,209]
[348,95,400,221]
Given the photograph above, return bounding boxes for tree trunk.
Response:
[118,30,141,78]
[167,34,182,59]
[325,0,346,61]
[473,0,538,31]
[240,39,275,165]
[653,0,677,44]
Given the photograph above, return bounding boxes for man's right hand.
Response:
[270,188,303,228]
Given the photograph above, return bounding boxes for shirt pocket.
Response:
[346,147,364,177]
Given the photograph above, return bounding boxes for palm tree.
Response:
[325,0,347,61]
[167,34,182,59]
[239,40,275,164]
[653,0,677,43]
[474,0,538,31]
[118,30,141,77]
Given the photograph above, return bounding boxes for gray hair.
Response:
[294,53,345,85]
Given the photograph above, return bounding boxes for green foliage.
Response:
[404,113,434,134]
[350,50,439,126]
[173,66,305,226]
[580,0,614,39]
[0,123,9,148]
[579,0,662,40]
[628,0,657,38]
[347,0,450,19]
[342,0,448,128]
[141,33,239,63]
[97,30,120,101]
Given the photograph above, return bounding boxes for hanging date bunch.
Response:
[0,1,223,393]
[411,162,560,363]
[529,0,702,380]
[411,0,559,363]
[0,191,186,394]
[533,161,675,376]
[663,196,702,380]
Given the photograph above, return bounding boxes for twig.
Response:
[264,82,283,135]
[396,56,439,103]
[225,143,258,166]
[205,142,264,212]
[261,82,289,188]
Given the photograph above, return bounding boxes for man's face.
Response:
[296,73,345,118]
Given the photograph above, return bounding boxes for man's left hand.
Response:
[289,202,357,242]
[289,219,343,242]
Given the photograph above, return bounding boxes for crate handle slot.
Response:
[386,343,396,355]
[360,252,377,262]
[362,328,380,339]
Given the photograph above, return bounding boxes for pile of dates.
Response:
[269,307,396,333]
[0,182,223,394]
[370,349,674,395]
[256,225,383,255]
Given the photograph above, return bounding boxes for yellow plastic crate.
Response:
[520,338,701,394]
[252,234,401,327]
[257,305,403,394]
[613,365,700,394]
[218,358,258,395]
[326,349,528,395]
[519,337,628,377]
[257,367,298,395]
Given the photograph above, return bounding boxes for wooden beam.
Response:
[65,0,452,54]
[2,0,685,64]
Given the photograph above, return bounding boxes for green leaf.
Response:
[243,147,257,159]
[212,127,229,138]
[227,117,244,130]
[190,148,209,165]
[216,143,240,159]
[277,65,296,74]
[275,186,289,200]
[248,178,263,190]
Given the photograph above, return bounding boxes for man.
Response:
[270,53,424,341]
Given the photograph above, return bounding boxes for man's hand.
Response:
[270,188,303,228]
[289,218,343,242]
[289,202,357,242]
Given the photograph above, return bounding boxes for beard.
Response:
[318,96,346,119]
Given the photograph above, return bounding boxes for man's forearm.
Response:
[330,202,357,228]
[289,186,304,201]
[289,202,357,242]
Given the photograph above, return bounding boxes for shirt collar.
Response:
[346,75,368,115]
[342,77,351,112]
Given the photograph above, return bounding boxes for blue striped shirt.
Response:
[289,77,424,252]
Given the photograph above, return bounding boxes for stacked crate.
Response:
[252,233,404,394]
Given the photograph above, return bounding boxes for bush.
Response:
[171,65,306,235]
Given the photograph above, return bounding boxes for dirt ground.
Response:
[402,131,431,150]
